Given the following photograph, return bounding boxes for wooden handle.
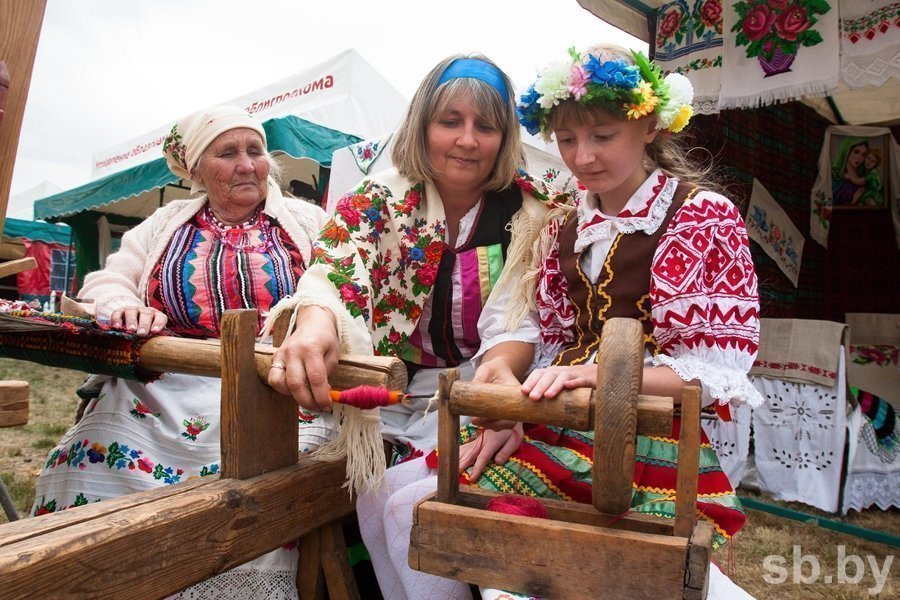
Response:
[448,381,672,436]
[140,336,406,390]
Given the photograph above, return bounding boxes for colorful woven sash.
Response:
[0,310,162,382]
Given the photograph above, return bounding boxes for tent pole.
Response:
[826,96,847,125]
[62,227,73,295]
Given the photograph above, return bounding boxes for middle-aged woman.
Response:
[267,53,556,599]
[30,105,328,599]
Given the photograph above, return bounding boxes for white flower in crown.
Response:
[657,72,694,133]
[534,61,572,109]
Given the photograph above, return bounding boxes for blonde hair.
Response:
[548,44,722,194]
[391,53,524,191]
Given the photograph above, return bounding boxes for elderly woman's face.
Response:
[196,128,270,221]
[426,97,502,194]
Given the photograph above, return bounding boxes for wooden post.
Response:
[0,0,47,233]
[436,369,460,504]
[592,318,643,515]
[220,309,296,479]
[297,529,326,600]
[674,386,701,538]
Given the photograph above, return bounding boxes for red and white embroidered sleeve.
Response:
[649,192,763,407]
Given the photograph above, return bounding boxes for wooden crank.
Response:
[409,318,712,600]
[0,309,406,599]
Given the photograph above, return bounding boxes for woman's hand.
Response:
[473,357,521,386]
[472,359,521,431]
[268,306,339,412]
[521,364,596,400]
[108,306,167,337]
[459,422,524,483]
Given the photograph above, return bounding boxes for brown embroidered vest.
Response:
[553,183,694,366]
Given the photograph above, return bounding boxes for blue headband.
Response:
[436,58,510,103]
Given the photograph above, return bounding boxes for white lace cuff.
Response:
[652,353,764,408]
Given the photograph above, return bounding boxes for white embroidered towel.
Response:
[653,0,725,114]
[839,0,900,89]
[719,0,840,109]
[746,178,805,287]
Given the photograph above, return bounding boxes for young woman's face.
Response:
[554,113,657,206]
[847,144,868,170]
[196,128,270,220]
[426,97,503,195]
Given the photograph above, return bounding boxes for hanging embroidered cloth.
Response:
[809,125,900,249]
[751,362,847,513]
[653,0,724,115]
[350,134,392,174]
[843,402,900,513]
[749,317,848,388]
[719,0,839,110]
[839,0,900,89]
[746,178,804,286]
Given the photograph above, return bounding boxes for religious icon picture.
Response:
[829,133,890,209]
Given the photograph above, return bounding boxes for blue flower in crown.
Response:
[516,84,543,136]
[584,56,640,89]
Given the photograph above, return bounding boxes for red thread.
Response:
[328,386,405,409]
[485,494,549,519]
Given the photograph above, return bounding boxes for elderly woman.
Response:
[267,53,556,599]
[31,105,328,599]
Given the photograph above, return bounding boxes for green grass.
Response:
[0,358,83,521]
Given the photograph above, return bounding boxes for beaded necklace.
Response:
[201,205,274,253]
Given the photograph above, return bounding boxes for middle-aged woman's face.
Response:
[196,128,270,221]
[426,96,503,195]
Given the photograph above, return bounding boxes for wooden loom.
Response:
[409,318,713,600]
[0,309,406,599]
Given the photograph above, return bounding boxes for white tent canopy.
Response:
[36,49,408,222]
[92,49,407,179]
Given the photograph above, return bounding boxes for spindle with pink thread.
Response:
[328,385,407,409]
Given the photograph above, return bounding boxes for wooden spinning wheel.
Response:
[409,318,711,600]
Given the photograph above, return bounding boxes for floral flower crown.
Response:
[517,48,694,141]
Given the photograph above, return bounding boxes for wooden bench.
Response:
[0,309,406,599]
[409,318,712,600]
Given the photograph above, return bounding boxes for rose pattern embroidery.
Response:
[731,0,830,65]
[182,416,210,441]
[130,397,160,419]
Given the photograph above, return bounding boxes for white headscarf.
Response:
[162,105,267,192]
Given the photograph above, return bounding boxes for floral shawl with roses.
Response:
[265,167,560,493]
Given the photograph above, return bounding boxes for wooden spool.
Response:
[409,317,710,599]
